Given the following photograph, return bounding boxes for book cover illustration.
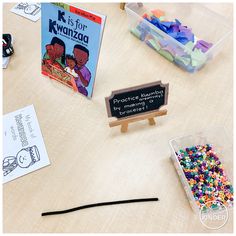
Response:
[41,3,106,98]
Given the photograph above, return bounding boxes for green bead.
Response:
[202,206,207,212]
[212,204,218,209]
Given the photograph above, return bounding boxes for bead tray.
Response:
[169,132,233,213]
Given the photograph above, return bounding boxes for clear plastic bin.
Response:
[125,3,232,72]
[169,130,233,213]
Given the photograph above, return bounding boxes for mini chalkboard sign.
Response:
[105,81,169,132]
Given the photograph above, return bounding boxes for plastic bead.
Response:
[176,144,234,210]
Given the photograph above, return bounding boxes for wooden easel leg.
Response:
[148,118,156,126]
[120,3,125,10]
[121,123,128,133]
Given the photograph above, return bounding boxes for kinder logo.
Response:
[199,200,229,230]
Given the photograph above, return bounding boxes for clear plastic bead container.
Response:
[169,130,233,213]
[125,3,232,73]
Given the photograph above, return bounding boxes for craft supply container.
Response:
[169,130,233,213]
[125,3,232,72]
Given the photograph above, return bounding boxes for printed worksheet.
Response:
[10,2,41,22]
[3,105,50,183]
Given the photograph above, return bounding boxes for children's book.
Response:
[41,3,106,98]
[3,105,50,184]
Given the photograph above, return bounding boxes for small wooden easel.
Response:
[109,109,167,133]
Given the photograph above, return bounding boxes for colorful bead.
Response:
[176,144,234,210]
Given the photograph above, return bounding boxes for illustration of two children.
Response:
[43,37,91,96]
[64,44,91,96]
